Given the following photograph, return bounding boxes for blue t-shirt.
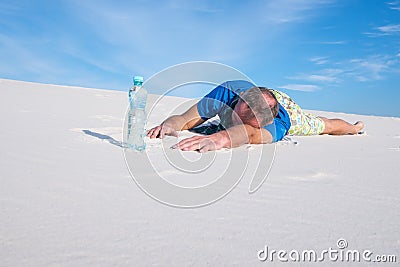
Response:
[197,80,291,142]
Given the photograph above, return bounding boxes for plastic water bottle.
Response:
[127,76,147,151]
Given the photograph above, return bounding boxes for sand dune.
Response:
[1,79,399,266]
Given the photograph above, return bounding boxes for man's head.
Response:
[231,87,279,128]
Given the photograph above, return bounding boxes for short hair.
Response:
[240,86,279,126]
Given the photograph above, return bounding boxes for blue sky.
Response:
[1,0,399,117]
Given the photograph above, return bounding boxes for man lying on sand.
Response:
[147,80,364,152]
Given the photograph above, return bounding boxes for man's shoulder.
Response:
[221,80,256,94]
[204,80,255,101]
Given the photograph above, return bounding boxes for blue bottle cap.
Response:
[133,76,144,85]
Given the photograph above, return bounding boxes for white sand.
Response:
[1,78,399,266]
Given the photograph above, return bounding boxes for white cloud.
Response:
[377,24,400,34]
[309,56,329,65]
[323,54,399,82]
[288,68,342,84]
[318,41,346,45]
[262,0,335,24]
[365,24,400,37]
[347,57,394,81]
[388,1,400,11]
[308,75,336,82]
[61,0,339,84]
[287,54,400,87]
[278,84,320,92]
[295,74,338,83]
[342,56,398,82]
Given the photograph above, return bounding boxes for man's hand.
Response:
[147,124,178,139]
[146,104,205,139]
[171,124,273,153]
[172,132,230,153]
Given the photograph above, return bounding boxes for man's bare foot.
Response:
[354,121,364,134]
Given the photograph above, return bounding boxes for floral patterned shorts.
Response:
[271,90,325,136]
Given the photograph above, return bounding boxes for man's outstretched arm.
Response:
[147,104,205,139]
[173,124,273,153]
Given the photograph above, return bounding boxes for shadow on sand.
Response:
[82,129,125,148]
